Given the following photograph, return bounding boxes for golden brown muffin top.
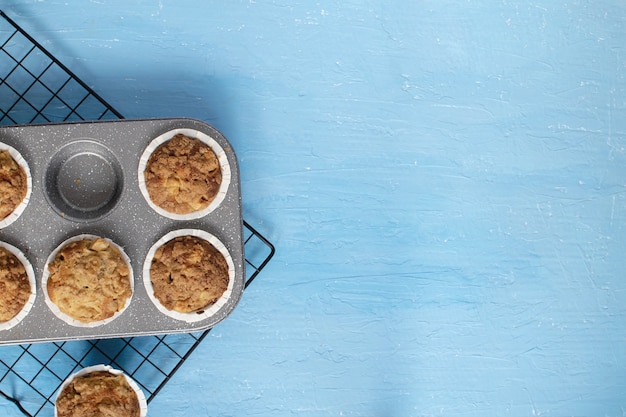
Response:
[150,235,229,313]
[0,149,28,221]
[0,246,31,322]
[144,133,222,214]
[56,371,140,417]
[47,238,132,323]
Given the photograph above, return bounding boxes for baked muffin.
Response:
[0,149,28,222]
[56,370,140,417]
[149,235,229,313]
[46,237,132,324]
[0,246,31,323]
[143,133,222,214]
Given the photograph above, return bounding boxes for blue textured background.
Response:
[2,1,626,416]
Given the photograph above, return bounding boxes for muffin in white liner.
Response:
[0,241,36,331]
[42,234,134,328]
[143,229,235,323]
[0,142,32,229]
[54,364,147,417]
[138,128,231,220]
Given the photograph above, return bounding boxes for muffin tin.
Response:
[0,118,245,345]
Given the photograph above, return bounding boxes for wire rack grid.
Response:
[0,10,275,417]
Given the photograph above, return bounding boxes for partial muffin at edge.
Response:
[0,246,31,323]
[149,235,229,313]
[0,149,28,221]
[46,237,132,323]
[55,370,140,417]
[144,133,222,215]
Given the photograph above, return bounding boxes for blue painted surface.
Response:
[2,1,626,415]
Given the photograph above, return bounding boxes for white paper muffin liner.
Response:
[0,142,32,229]
[137,127,232,220]
[0,242,36,331]
[54,364,148,417]
[143,228,235,323]
[42,234,134,328]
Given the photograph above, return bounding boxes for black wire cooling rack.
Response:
[0,10,275,416]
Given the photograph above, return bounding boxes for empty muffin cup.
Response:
[55,364,147,417]
[0,142,32,229]
[42,234,133,328]
[43,140,124,223]
[0,241,36,331]
[138,128,231,220]
[143,229,235,323]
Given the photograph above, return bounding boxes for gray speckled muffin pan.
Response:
[0,118,244,345]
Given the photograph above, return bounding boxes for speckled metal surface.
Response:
[0,118,244,345]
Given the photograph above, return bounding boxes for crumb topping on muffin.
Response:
[0,149,28,222]
[0,246,31,323]
[144,133,222,214]
[56,371,140,417]
[47,238,132,323]
[150,235,229,313]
